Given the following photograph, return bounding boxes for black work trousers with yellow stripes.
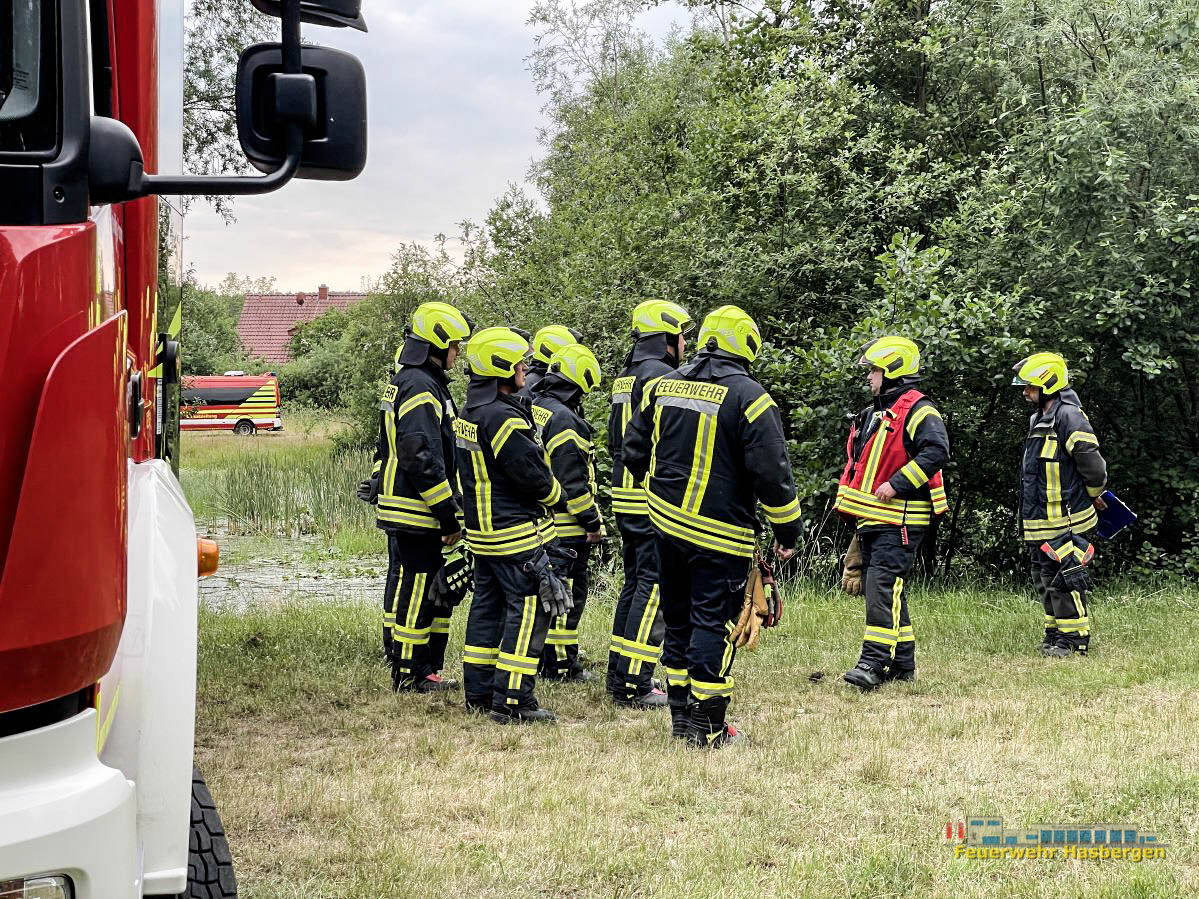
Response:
[856,526,923,674]
[382,531,452,683]
[539,538,591,677]
[1029,544,1091,649]
[656,534,747,706]
[607,519,665,699]
[463,551,552,712]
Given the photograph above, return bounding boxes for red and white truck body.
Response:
[0,0,366,894]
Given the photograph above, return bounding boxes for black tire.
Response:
[232,420,255,436]
[178,765,237,899]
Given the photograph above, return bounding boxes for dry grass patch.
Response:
[198,581,1199,898]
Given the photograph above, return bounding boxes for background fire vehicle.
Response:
[181,374,283,435]
[0,0,366,895]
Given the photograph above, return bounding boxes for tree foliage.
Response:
[183,0,275,218]
[289,0,1199,576]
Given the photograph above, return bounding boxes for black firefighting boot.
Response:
[489,702,557,725]
[685,697,748,749]
[1053,631,1089,657]
[613,686,668,709]
[542,664,595,684]
[883,667,916,683]
[415,673,459,693]
[843,661,885,690]
[1040,627,1061,656]
[667,685,692,740]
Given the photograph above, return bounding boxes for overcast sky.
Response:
[183,1,691,292]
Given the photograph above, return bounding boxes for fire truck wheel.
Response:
[232,420,256,436]
[178,765,238,898]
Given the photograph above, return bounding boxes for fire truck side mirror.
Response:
[236,44,368,181]
[250,0,367,31]
[87,117,146,205]
[83,0,367,202]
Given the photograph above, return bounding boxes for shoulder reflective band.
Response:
[744,393,776,423]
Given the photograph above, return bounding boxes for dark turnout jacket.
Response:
[454,381,565,557]
[372,360,459,535]
[622,351,801,558]
[533,377,602,539]
[1020,389,1107,542]
[608,336,679,533]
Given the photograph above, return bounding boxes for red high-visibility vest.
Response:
[834,389,948,527]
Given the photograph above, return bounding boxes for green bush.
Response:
[279,1,1199,577]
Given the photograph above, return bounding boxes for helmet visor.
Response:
[1011,358,1033,387]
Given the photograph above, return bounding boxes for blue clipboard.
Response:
[1095,490,1136,539]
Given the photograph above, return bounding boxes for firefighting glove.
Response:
[729,568,767,652]
[841,535,863,595]
[356,478,379,505]
[523,548,574,618]
[429,543,473,611]
[1040,535,1094,593]
[758,554,783,627]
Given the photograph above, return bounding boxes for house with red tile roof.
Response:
[237,285,368,364]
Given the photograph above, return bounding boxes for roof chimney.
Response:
[295,292,305,306]
[319,284,329,302]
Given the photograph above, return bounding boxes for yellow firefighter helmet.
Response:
[1012,352,1069,394]
[465,327,532,379]
[859,336,920,378]
[631,300,693,336]
[410,302,472,350]
[532,325,581,364]
[550,344,602,394]
[698,305,762,362]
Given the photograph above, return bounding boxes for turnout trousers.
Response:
[1029,544,1091,651]
[381,531,452,683]
[607,518,666,699]
[539,538,591,677]
[463,551,552,712]
[655,534,747,712]
[856,526,923,674]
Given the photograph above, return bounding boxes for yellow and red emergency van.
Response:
[181,374,283,435]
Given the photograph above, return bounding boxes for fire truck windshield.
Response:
[0,0,55,152]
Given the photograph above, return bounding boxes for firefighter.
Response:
[365,301,472,692]
[835,337,950,690]
[1012,352,1107,657]
[622,305,800,748]
[531,344,605,681]
[517,325,581,398]
[606,299,692,709]
[457,327,569,723]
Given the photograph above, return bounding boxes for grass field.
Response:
[196,579,1199,898]
[184,423,1198,897]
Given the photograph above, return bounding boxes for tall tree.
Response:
[183,0,275,219]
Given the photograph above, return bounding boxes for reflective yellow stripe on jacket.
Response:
[466,517,556,557]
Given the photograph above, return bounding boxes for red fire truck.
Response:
[0,1,366,896]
